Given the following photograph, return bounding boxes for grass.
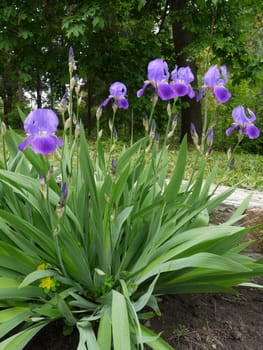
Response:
[1,133,262,191]
[169,148,263,191]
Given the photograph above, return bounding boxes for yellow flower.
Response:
[39,277,55,291]
[37,263,46,270]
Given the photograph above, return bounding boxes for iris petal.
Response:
[18,135,34,152]
[203,65,220,87]
[118,97,129,109]
[213,86,231,103]
[196,86,207,102]
[226,124,237,136]
[172,83,189,97]
[137,83,149,98]
[247,108,256,122]
[245,125,260,139]
[31,135,58,155]
[187,86,195,98]
[24,109,59,134]
[102,97,111,107]
[232,106,250,124]
[110,82,127,98]
[148,59,169,82]
[158,83,176,100]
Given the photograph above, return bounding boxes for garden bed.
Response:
[24,277,263,350]
[24,205,263,350]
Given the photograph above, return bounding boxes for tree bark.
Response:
[36,70,42,108]
[170,0,202,142]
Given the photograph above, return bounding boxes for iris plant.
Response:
[137,58,175,100]
[18,109,64,155]
[197,64,231,103]
[226,105,260,139]
[102,82,129,110]
[171,66,195,98]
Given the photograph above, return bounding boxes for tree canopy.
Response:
[0,0,262,143]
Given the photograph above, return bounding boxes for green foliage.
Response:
[1,47,263,349]
[1,117,263,348]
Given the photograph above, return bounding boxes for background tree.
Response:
[0,0,262,150]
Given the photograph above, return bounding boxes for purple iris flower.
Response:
[18,109,64,155]
[171,66,195,98]
[102,82,129,109]
[226,106,260,139]
[137,58,175,100]
[197,65,231,103]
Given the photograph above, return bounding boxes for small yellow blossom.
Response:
[39,277,56,292]
[37,263,46,270]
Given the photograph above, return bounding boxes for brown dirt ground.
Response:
[24,278,263,350]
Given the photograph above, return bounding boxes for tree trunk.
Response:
[36,70,42,108]
[170,0,202,142]
[1,74,13,116]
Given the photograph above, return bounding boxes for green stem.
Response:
[69,72,73,147]
[107,110,116,171]
[201,92,209,153]
[2,134,7,169]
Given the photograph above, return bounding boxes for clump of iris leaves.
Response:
[0,50,263,350]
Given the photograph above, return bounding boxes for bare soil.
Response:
[24,280,263,350]
[149,278,263,350]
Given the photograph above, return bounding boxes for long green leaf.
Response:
[97,308,112,350]
[0,277,44,300]
[112,290,131,350]
[0,307,31,338]
[77,321,100,350]
[0,322,48,350]
[140,325,174,350]
[165,135,187,202]
[136,252,251,285]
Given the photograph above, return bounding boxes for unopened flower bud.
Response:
[168,115,178,138]
[68,46,76,73]
[207,128,214,147]
[228,157,235,171]
[47,165,54,181]
[39,173,46,198]
[75,120,80,138]
[227,146,233,160]
[167,102,172,118]
[59,93,69,113]
[77,96,82,106]
[98,129,103,139]
[108,118,113,132]
[60,182,68,206]
[72,112,77,124]
[151,93,158,107]
[64,118,71,130]
[191,123,199,148]
[150,119,156,139]
[113,127,118,142]
[111,157,117,175]
[143,114,149,132]
[112,102,118,113]
[172,115,178,130]
[96,106,103,120]
[74,75,80,94]
[1,121,6,135]
[70,77,76,90]
[56,203,64,218]
[206,147,213,159]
